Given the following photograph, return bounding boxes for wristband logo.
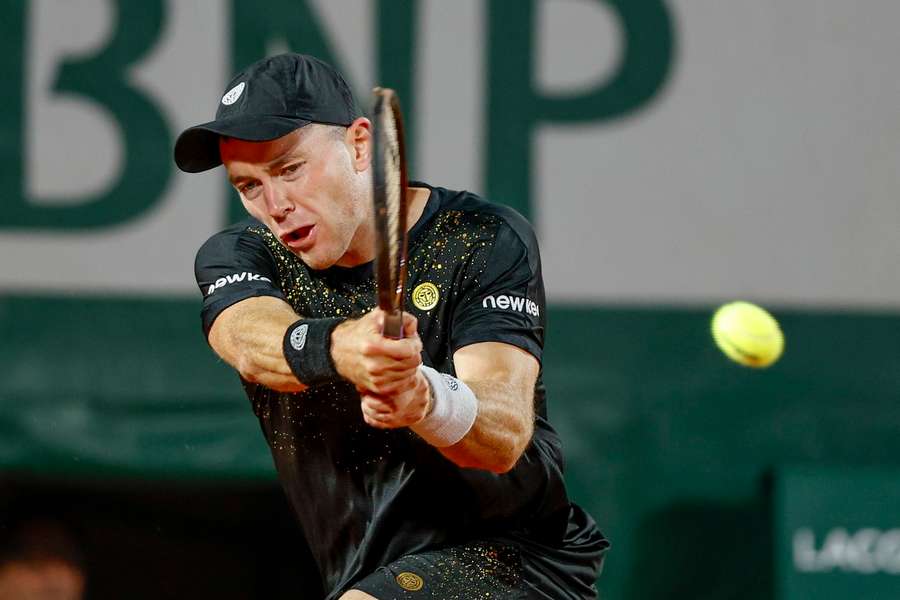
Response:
[441,374,460,391]
[205,272,272,295]
[289,324,309,351]
[412,282,440,311]
[481,294,540,317]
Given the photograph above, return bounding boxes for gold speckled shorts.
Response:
[349,540,526,599]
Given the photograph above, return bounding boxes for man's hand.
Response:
[331,308,423,395]
[331,308,431,429]
[358,370,431,429]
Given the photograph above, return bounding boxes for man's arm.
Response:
[209,299,423,394]
[358,340,539,474]
[208,296,308,392]
[438,342,538,473]
[358,214,545,471]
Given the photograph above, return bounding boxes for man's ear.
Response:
[346,117,372,171]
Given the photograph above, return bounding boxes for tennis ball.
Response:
[711,301,784,368]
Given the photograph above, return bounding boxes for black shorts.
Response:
[350,540,526,599]
[350,505,609,599]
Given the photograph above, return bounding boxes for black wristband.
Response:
[283,318,345,386]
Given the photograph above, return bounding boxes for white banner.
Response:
[1,0,898,308]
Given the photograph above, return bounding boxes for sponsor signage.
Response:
[205,272,272,296]
[482,294,541,317]
[775,467,900,599]
[3,1,900,308]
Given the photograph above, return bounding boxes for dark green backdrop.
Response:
[3,295,899,599]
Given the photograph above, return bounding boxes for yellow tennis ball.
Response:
[711,301,784,368]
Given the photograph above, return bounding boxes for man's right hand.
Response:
[331,308,422,395]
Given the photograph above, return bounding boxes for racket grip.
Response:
[382,310,404,339]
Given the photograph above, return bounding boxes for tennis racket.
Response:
[371,87,409,339]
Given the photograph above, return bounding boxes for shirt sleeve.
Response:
[450,218,546,362]
[194,224,286,337]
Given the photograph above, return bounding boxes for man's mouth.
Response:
[281,225,316,250]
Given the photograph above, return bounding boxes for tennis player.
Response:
[174,53,608,599]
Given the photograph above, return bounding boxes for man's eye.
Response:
[282,163,303,176]
[240,181,260,196]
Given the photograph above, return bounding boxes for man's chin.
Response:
[276,238,343,270]
[291,248,332,271]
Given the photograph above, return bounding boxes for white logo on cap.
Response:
[221,82,245,106]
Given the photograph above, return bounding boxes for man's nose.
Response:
[263,184,293,220]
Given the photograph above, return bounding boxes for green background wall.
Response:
[3,296,899,598]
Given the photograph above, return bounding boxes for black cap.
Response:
[174,53,362,173]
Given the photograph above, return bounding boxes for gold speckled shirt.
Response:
[194,182,607,598]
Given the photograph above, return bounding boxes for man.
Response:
[174,53,608,599]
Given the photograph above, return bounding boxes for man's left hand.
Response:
[358,369,430,429]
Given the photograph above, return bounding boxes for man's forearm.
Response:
[210,302,423,395]
[436,379,534,473]
[208,297,307,392]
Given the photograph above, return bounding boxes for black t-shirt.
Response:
[194,183,605,597]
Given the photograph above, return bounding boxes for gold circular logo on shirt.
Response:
[412,283,440,311]
[396,571,424,591]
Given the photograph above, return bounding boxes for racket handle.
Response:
[382,310,404,339]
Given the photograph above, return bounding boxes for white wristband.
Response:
[412,366,478,448]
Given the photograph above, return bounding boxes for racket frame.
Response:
[371,87,409,339]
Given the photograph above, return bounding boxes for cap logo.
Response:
[221,82,245,106]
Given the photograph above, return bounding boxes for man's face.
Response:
[220,122,373,269]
